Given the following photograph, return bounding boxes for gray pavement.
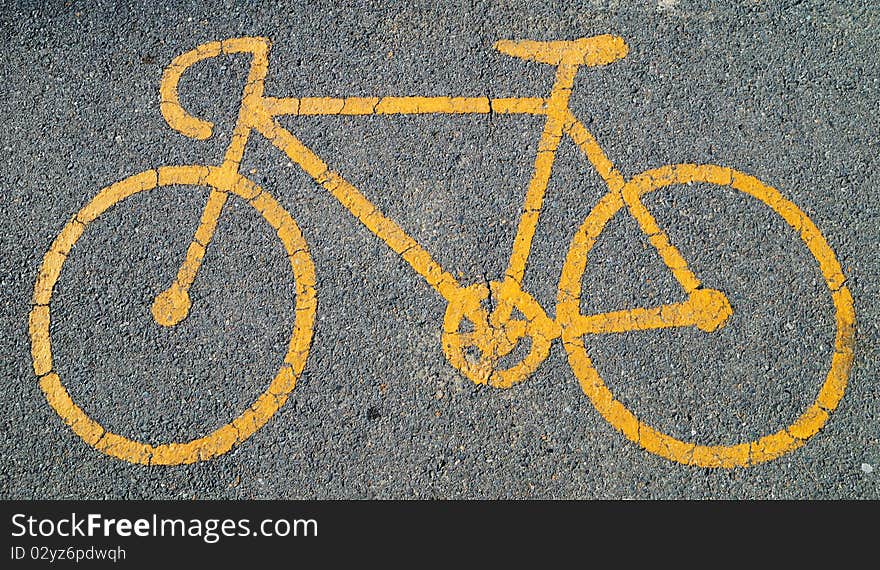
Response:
[1,0,878,498]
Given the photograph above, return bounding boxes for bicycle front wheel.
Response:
[29,165,317,465]
[556,163,855,468]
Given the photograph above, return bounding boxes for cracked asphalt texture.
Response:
[1,0,878,498]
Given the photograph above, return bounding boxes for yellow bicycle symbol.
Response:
[29,36,855,467]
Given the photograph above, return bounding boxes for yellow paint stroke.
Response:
[557,164,855,468]
[33,35,854,467]
[263,96,549,117]
[493,35,629,67]
[32,166,316,465]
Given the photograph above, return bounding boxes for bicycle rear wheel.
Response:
[29,165,316,465]
[556,164,855,468]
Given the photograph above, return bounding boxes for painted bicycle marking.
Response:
[30,36,855,467]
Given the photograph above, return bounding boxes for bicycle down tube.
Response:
[155,36,732,387]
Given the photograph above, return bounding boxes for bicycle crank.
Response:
[441,280,557,388]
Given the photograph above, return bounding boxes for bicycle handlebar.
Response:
[160,37,271,140]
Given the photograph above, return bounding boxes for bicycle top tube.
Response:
[261,95,549,117]
[255,34,629,117]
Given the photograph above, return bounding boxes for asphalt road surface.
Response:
[2,0,878,499]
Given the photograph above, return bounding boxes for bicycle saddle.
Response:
[493,35,628,66]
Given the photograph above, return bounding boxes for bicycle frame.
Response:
[31,35,854,468]
[154,36,731,388]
